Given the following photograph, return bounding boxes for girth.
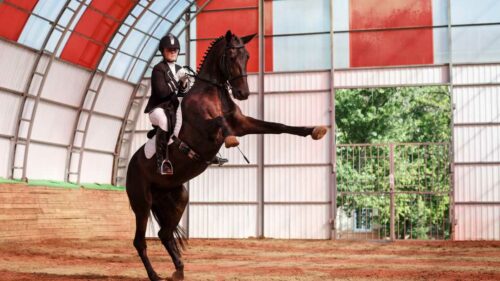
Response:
[171,136,212,165]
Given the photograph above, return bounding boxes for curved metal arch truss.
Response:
[9,0,83,180]
[66,0,212,185]
[6,0,212,184]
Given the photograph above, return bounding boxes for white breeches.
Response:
[149,107,168,131]
[148,98,183,134]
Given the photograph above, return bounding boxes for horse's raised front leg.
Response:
[232,116,327,140]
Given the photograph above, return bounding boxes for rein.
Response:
[183,43,247,91]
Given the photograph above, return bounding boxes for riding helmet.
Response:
[159,33,180,51]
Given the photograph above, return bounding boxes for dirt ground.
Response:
[0,238,499,281]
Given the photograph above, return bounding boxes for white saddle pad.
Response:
[144,98,183,159]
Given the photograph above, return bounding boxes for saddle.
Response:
[146,102,228,168]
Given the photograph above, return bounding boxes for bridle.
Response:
[220,42,247,83]
[185,41,247,92]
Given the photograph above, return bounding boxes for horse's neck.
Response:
[178,85,229,160]
[177,47,235,159]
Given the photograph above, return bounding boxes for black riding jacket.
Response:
[144,60,182,113]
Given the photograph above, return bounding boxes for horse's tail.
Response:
[150,202,188,256]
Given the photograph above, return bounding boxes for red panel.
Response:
[73,9,119,43]
[196,0,273,72]
[60,0,135,70]
[197,0,257,10]
[5,0,37,10]
[349,0,433,67]
[90,0,135,21]
[0,0,38,41]
[60,34,105,69]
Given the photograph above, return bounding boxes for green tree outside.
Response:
[335,86,451,239]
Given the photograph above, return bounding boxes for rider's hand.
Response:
[176,68,189,83]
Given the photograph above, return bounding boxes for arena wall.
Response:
[0,184,134,241]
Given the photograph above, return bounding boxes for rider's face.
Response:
[163,48,179,62]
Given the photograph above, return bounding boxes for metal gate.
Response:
[335,143,451,240]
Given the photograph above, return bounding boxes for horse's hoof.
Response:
[311,126,327,140]
[149,273,163,281]
[170,270,184,281]
[224,136,239,148]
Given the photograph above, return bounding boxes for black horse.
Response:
[126,30,327,281]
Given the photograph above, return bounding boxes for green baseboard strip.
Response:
[0,177,24,184]
[81,183,126,191]
[1,178,125,191]
[27,179,80,189]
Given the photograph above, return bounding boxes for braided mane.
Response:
[197,36,225,73]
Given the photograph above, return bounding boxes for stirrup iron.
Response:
[160,160,174,175]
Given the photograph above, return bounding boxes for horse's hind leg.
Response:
[127,179,162,281]
[151,185,189,281]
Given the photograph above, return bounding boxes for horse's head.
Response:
[221,30,255,100]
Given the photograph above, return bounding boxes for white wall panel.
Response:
[0,138,11,178]
[455,166,500,202]
[334,65,447,88]
[264,134,330,164]
[265,92,329,126]
[264,167,330,202]
[79,151,113,184]
[234,92,258,119]
[219,135,258,165]
[452,64,500,241]
[454,127,500,163]
[130,132,147,159]
[455,205,500,240]
[189,205,257,238]
[453,64,500,85]
[264,72,330,92]
[135,100,151,131]
[94,78,134,118]
[264,205,329,239]
[0,40,37,92]
[0,90,22,136]
[85,116,122,152]
[31,101,78,145]
[454,86,500,124]
[40,60,90,107]
[247,74,258,93]
[26,143,66,181]
[190,167,257,202]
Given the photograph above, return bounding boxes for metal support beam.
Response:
[329,0,337,240]
[183,9,191,239]
[389,144,396,241]
[256,0,265,239]
[447,0,456,241]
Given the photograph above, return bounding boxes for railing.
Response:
[336,143,451,240]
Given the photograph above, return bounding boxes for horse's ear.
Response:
[225,30,233,43]
[241,33,257,44]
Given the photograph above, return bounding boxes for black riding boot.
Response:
[156,128,173,175]
[210,156,228,165]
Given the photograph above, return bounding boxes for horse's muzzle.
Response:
[234,90,249,100]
